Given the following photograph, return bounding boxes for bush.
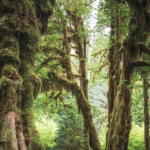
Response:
[35,117,57,150]
[128,123,145,150]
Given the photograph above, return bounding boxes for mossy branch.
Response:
[70,54,79,58]
[40,45,65,55]
[138,42,150,54]
[43,70,101,150]
[91,48,108,58]
[132,61,150,68]
[39,57,60,68]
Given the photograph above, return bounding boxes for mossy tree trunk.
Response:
[106,0,122,148]
[0,0,55,149]
[106,54,133,150]
[62,25,74,81]
[106,0,150,150]
[70,11,90,150]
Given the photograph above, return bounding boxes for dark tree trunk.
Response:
[142,72,150,150]
[106,0,122,148]
[106,0,150,149]
[63,28,74,81]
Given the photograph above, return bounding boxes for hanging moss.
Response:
[45,70,101,150]
[33,0,56,34]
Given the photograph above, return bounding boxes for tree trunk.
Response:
[106,0,150,149]
[0,111,27,150]
[74,16,89,150]
[142,72,150,150]
[106,56,132,150]
[106,0,121,148]
[0,0,55,149]
[63,28,74,81]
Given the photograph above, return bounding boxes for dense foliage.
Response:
[0,0,149,149]
[33,0,150,149]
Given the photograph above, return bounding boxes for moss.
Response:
[0,36,20,63]
[33,0,56,33]
[46,70,101,150]
[84,78,89,84]
[2,64,18,76]
[0,77,22,131]
[0,0,55,149]
[21,74,41,141]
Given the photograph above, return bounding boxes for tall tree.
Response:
[36,1,101,149]
[106,0,150,150]
[0,0,55,149]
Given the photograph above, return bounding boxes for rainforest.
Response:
[0,0,150,150]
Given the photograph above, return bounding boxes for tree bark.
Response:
[142,72,150,150]
[106,0,121,148]
[0,0,55,149]
[106,0,150,149]
[73,14,89,150]
[0,111,27,150]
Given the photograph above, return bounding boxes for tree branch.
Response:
[44,70,101,150]
[138,42,150,55]
[132,61,150,67]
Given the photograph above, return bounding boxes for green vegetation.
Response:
[0,0,150,149]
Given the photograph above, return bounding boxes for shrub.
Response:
[35,118,57,150]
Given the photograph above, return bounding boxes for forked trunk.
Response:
[0,111,27,150]
[106,60,132,150]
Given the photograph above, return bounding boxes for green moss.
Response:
[0,77,22,131]
[0,37,20,63]
[0,0,55,149]
[2,64,18,76]
[33,0,55,33]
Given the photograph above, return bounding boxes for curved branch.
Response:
[138,42,150,54]
[39,57,59,69]
[70,54,79,58]
[99,51,108,63]
[46,70,101,150]
[71,60,78,72]
[132,61,150,68]
[40,45,65,55]
[91,48,108,58]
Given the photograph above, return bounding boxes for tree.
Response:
[37,1,101,149]
[0,0,55,149]
[105,0,150,150]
